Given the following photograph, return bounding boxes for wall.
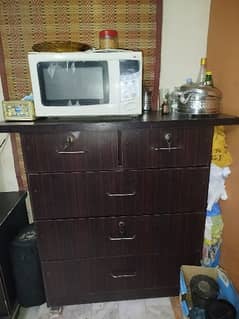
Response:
[160,0,211,91]
[0,77,18,192]
[207,0,239,290]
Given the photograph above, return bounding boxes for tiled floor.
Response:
[17,297,176,319]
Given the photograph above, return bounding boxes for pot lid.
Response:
[179,83,222,98]
[190,274,219,300]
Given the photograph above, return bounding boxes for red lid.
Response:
[99,30,118,38]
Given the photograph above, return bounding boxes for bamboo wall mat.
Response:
[1,0,159,100]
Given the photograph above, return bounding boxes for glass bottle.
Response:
[204,71,214,87]
[196,57,207,85]
[161,90,170,115]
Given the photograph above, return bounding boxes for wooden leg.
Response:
[49,306,63,318]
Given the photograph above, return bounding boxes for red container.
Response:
[99,30,118,49]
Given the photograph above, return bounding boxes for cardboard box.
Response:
[180,265,239,318]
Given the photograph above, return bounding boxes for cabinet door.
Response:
[121,127,213,168]
[36,212,205,261]
[21,130,118,172]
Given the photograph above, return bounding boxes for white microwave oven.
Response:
[28,50,143,117]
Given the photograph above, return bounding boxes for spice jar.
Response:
[99,30,118,49]
[161,89,170,115]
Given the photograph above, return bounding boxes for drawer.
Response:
[36,213,205,261]
[121,126,213,168]
[145,167,209,213]
[29,170,144,219]
[21,130,118,172]
[29,168,209,219]
[42,253,201,306]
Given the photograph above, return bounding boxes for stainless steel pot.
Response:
[176,84,222,114]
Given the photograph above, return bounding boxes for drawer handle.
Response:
[151,146,181,151]
[106,191,136,197]
[152,132,181,152]
[110,272,137,279]
[57,134,88,154]
[57,150,88,154]
[108,234,136,241]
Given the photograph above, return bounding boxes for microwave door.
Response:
[37,60,109,108]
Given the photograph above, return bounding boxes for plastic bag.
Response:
[211,126,232,167]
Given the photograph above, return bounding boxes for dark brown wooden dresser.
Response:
[0,112,238,307]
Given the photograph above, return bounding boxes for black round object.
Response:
[190,274,219,308]
[206,299,236,319]
[10,224,45,307]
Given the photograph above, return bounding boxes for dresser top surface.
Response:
[0,112,238,133]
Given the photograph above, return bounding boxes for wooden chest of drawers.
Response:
[20,124,213,306]
[2,113,239,306]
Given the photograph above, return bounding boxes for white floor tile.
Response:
[16,297,175,319]
[92,301,119,319]
[63,303,92,319]
[145,298,175,319]
[118,299,147,319]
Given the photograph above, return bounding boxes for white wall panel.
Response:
[0,77,18,191]
[160,0,211,91]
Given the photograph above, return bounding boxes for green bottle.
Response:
[204,71,214,87]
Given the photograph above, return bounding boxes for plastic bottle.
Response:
[196,57,207,85]
[186,78,193,85]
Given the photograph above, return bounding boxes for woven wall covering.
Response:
[1,0,160,99]
[0,0,162,189]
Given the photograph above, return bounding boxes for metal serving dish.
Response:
[176,83,222,115]
[32,41,91,52]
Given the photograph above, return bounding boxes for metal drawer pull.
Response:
[57,134,88,154]
[151,132,181,152]
[152,146,181,151]
[108,234,136,241]
[57,150,88,154]
[110,272,137,279]
[106,191,136,197]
